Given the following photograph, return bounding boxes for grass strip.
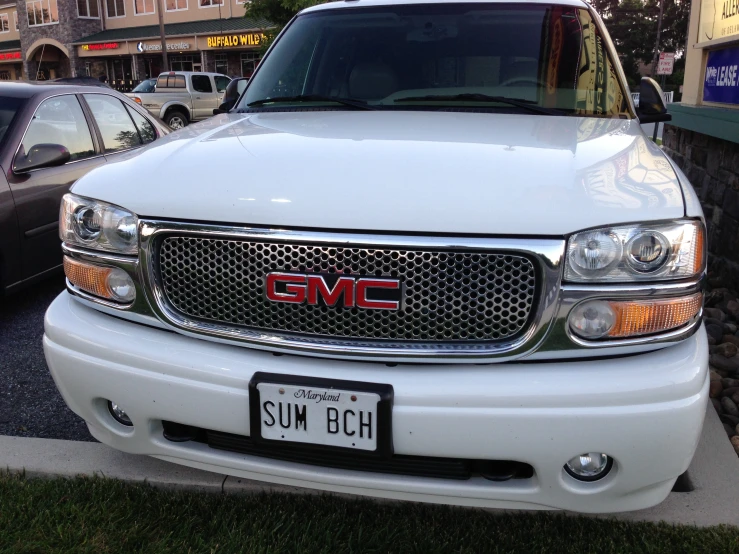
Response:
[0,472,737,553]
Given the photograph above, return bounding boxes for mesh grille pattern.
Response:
[157,237,537,342]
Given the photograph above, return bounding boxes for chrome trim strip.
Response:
[137,220,566,362]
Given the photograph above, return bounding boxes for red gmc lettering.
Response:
[355,279,400,310]
[307,275,355,307]
[266,273,306,303]
[265,273,400,310]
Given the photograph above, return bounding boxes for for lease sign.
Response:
[704,46,739,103]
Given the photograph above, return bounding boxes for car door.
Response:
[190,75,217,120]
[7,93,103,280]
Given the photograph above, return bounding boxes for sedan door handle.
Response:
[195,96,202,99]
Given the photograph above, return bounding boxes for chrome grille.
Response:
[156,236,538,343]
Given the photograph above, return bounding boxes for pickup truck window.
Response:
[84,94,142,152]
[156,74,186,89]
[215,76,230,93]
[191,75,213,93]
[241,3,630,118]
[20,95,94,162]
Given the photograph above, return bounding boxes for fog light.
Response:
[108,401,133,426]
[564,453,612,481]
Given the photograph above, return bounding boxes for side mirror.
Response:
[212,108,222,115]
[14,143,71,173]
[636,77,672,124]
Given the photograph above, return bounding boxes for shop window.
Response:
[135,0,154,15]
[26,0,59,25]
[215,54,228,75]
[170,55,195,72]
[105,0,124,18]
[0,14,8,32]
[21,96,94,162]
[125,106,157,144]
[77,0,99,17]
[199,0,223,7]
[84,94,142,153]
[191,74,212,93]
[0,71,10,81]
[166,0,187,10]
[241,52,260,78]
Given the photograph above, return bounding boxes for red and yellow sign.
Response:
[206,33,266,48]
[0,51,21,61]
[81,42,120,51]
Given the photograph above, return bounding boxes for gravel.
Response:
[0,276,94,441]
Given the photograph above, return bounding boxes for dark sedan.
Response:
[0,82,169,295]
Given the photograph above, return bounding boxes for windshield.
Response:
[239,3,630,117]
[133,79,156,93]
[0,96,26,148]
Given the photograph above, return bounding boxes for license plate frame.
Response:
[249,372,394,457]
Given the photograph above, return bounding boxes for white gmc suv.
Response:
[45,0,708,513]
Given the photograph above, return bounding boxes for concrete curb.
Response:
[1,403,738,527]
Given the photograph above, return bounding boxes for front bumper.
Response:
[44,292,709,513]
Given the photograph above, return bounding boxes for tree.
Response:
[245,0,338,50]
[588,0,690,92]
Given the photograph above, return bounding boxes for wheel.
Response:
[165,110,188,130]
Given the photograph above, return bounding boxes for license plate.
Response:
[249,373,393,455]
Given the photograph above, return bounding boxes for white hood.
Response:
[72,111,686,236]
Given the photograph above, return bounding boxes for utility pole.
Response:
[650,0,665,76]
[157,0,168,71]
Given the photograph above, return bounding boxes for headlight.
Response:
[564,220,704,282]
[60,194,138,254]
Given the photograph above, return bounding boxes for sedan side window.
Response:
[125,106,157,144]
[20,95,95,163]
[84,94,142,153]
[192,75,213,93]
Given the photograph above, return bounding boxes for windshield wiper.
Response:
[394,94,565,115]
[247,94,377,110]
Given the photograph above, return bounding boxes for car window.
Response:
[192,75,213,93]
[240,4,630,118]
[84,94,142,152]
[125,105,157,144]
[20,95,94,162]
[0,96,26,149]
[156,74,186,88]
[237,79,248,95]
[132,79,156,93]
[215,76,230,93]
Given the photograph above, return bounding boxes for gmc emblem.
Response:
[265,272,402,311]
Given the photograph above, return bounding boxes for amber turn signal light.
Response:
[63,256,136,303]
[607,294,703,338]
[569,293,703,340]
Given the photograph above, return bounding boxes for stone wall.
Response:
[663,124,739,286]
[17,0,102,78]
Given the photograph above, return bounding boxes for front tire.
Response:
[165,110,188,130]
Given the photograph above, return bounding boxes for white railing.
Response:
[631,91,673,107]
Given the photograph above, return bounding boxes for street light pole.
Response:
[650,0,665,76]
[157,0,168,71]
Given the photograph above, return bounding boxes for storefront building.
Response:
[0,0,270,90]
[663,0,739,283]
[0,2,23,80]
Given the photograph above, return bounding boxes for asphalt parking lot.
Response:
[0,275,93,442]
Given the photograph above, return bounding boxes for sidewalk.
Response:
[1,403,737,527]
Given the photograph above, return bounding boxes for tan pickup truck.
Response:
[128,71,231,129]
